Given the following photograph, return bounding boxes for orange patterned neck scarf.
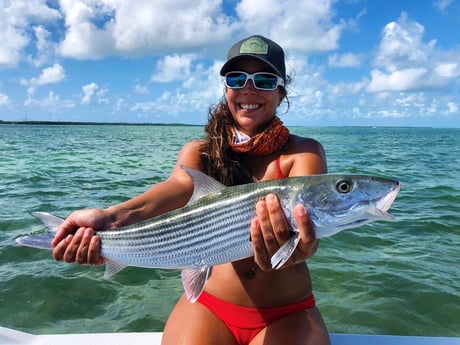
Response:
[230,117,290,156]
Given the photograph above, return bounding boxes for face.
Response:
[225,59,285,136]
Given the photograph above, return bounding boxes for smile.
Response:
[239,103,261,110]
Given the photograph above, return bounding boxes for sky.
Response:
[0,0,459,127]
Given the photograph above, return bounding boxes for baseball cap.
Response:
[220,35,286,81]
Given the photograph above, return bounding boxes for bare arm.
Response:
[52,140,204,264]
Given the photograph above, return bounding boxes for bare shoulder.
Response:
[283,135,327,175]
[170,139,206,181]
[180,139,206,154]
[285,134,325,155]
[176,139,205,163]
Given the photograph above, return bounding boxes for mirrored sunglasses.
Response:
[224,71,285,91]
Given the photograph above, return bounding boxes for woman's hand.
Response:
[52,209,113,265]
[251,194,319,271]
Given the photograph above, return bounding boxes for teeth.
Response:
[240,104,260,110]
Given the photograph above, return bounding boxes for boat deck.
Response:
[1,327,459,345]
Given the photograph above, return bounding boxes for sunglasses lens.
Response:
[225,72,282,90]
[225,73,247,88]
[253,74,278,90]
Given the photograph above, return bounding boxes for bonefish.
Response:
[16,166,401,302]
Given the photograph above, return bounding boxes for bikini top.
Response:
[276,157,286,179]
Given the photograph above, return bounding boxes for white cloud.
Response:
[1,1,458,126]
[117,0,232,50]
[374,12,435,72]
[58,0,115,59]
[0,23,28,68]
[20,64,66,90]
[24,91,75,110]
[57,0,232,59]
[134,85,150,94]
[395,94,426,108]
[327,79,367,96]
[236,0,342,52]
[328,53,362,68]
[0,92,12,107]
[368,13,460,93]
[1,0,346,66]
[433,63,459,78]
[131,61,223,121]
[37,64,66,84]
[81,82,99,104]
[28,25,56,67]
[376,109,407,118]
[434,0,453,12]
[151,54,196,83]
[366,68,428,92]
[0,0,61,68]
[446,102,458,114]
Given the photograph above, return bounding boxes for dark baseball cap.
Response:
[220,35,286,81]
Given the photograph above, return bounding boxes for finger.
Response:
[250,217,270,271]
[265,194,291,243]
[52,219,77,247]
[63,228,85,263]
[294,205,319,261]
[87,235,104,265]
[75,228,93,264]
[295,205,316,244]
[52,235,72,261]
[255,197,279,256]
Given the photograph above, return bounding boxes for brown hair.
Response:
[200,98,253,186]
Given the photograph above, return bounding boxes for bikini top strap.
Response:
[276,157,286,179]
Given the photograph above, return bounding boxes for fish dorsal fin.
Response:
[31,212,65,232]
[181,266,213,303]
[181,165,225,203]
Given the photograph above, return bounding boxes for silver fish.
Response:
[16,166,401,302]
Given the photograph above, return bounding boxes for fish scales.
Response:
[99,184,289,268]
[98,189,269,267]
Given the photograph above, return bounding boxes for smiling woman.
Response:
[34,34,330,345]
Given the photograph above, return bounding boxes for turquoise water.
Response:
[0,124,459,336]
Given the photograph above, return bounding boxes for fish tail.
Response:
[15,212,65,250]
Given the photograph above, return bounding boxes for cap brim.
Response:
[220,54,283,79]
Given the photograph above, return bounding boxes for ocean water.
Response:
[0,124,459,337]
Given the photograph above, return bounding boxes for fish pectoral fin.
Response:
[270,232,300,270]
[103,259,127,278]
[181,266,213,303]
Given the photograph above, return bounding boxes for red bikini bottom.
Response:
[197,291,316,344]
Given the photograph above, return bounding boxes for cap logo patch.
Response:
[239,37,268,55]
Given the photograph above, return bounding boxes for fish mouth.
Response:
[351,181,402,224]
[376,182,402,213]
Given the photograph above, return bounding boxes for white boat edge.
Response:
[1,327,459,345]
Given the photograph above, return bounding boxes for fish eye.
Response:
[335,179,353,193]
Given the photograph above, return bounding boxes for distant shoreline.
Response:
[0,120,447,129]
[0,120,201,126]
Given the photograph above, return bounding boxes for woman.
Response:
[52,35,330,345]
